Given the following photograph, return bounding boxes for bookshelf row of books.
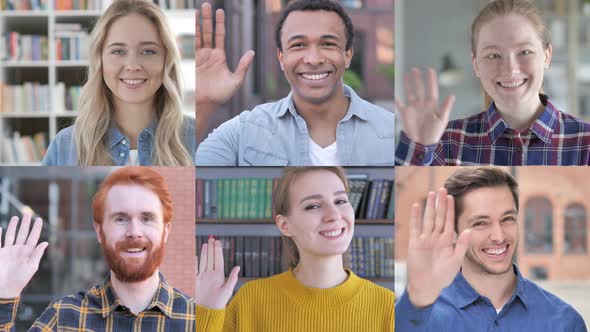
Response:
[153,0,197,10]
[0,82,81,112]
[54,0,102,10]
[1,33,49,62]
[55,24,89,61]
[0,82,51,112]
[196,178,276,220]
[1,131,47,163]
[0,0,47,10]
[196,177,394,221]
[196,236,395,279]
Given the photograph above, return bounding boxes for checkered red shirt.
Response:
[396,95,590,165]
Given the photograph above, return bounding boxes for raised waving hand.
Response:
[195,3,255,106]
[0,214,48,299]
[396,68,456,146]
[195,237,240,309]
[406,189,471,308]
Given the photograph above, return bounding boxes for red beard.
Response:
[99,229,166,282]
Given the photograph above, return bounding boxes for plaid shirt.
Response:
[0,274,195,332]
[396,95,590,165]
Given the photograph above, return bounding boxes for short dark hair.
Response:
[443,167,519,230]
[275,0,355,51]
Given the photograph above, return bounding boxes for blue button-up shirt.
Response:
[42,115,195,166]
[395,265,587,332]
[195,85,395,166]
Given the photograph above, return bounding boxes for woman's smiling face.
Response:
[102,13,165,109]
[472,14,552,113]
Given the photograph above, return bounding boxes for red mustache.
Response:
[115,238,153,252]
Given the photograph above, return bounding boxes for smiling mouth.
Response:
[124,247,146,254]
[497,79,526,88]
[299,72,330,81]
[482,244,508,257]
[120,79,147,87]
[319,227,345,239]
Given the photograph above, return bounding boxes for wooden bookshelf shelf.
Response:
[56,61,89,67]
[1,61,50,68]
[0,11,49,17]
[0,112,51,118]
[54,10,102,16]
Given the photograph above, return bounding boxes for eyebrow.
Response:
[467,209,518,223]
[106,41,161,48]
[286,34,341,44]
[298,190,348,204]
[480,42,536,52]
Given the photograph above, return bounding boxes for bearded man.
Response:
[0,167,195,331]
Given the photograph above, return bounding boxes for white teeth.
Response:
[320,228,343,238]
[126,248,144,253]
[484,247,507,255]
[122,79,145,85]
[498,79,525,88]
[302,73,329,80]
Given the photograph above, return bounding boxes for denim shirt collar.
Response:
[275,84,371,122]
[486,94,558,144]
[107,120,157,149]
[449,264,529,311]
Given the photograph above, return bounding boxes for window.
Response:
[340,0,363,9]
[564,203,587,254]
[525,197,553,253]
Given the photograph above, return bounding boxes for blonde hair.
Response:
[471,0,550,108]
[273,167,350,269]
[74,0,193,166]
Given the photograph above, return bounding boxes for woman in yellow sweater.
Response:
[196,167,395,331]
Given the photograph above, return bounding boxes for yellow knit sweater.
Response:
[196,269,395,331]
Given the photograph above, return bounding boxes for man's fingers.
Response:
[427,68,439,101]
[15,214,31,245]
[25,218,43,247]
[438,95,456,123]
[29,241,48,267]
[201,2,213,49]
[403,72,415,103]
[195,9,202,50]
[409,202,422,240]
[4,216,19,247]
[412,68,425,101]
[453,229,471,261]
[234,50,255,81]
[443,195,455,235]
[422,191,436,235]
[214,9,225,50]
[433,189,447,234]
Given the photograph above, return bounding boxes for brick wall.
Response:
[152,167,195,297]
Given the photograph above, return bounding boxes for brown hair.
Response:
[471,0,550,107]
[93,166,173,225]
[273,167,349,269]
[444,167,519,231]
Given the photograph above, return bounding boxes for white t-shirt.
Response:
[127,149,140,166]
[309,138,338,165]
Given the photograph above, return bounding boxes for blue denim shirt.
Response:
[42,115,196,166]
[195,85,395,166]
[395,265,587,332]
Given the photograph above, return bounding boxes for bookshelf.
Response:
[0,0,196,164]
[195,167,395,291]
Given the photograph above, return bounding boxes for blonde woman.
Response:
[43,0,194,166]
[196,167,395,332]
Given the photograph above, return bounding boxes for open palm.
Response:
[195,238,240,309]
[195,3,255,106]
[406,189,471,308]
[0,215,48,299]
[396,68,455,146]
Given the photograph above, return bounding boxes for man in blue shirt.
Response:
[195,0,394,166]
[396,168,587,332]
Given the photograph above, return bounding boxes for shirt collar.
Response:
[99,272,175,318]
[486,94,558,144]
[449,264,529,310]
[276,84,370,121]
[107,120,157,148]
